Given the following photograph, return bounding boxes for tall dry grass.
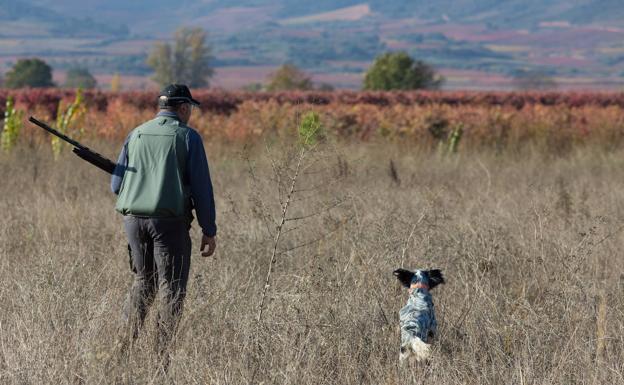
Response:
[0,141,623,384]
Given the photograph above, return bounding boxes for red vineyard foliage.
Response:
[2,88,624,152]
[2,89,624,117]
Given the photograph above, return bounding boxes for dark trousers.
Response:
[122,216,191,354]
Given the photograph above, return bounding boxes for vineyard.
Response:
[1,89,624,152]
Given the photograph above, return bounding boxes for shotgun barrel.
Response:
[29,116,117,175]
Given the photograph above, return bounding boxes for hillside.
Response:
[28,0,624,31]
[0,0,128,37]
[1,0,623,89]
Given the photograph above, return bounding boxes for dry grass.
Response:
[1,141,623,384]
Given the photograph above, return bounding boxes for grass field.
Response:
[1,138,623,383]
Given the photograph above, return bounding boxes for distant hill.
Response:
[0,0,128,37]
[28,0,624,31]
[1,0,623,89]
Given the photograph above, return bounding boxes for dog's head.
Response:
[393,268,444,290]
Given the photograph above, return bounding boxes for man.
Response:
[111,84,217,356]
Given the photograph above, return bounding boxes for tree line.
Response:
[0,27,445,91]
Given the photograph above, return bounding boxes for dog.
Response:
[393,268,445,363]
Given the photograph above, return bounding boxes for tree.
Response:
[4,58,54,88]
[64,68,97,89]
[317,82,334,91]
[363,52,443,91]
[512,69,557,90]
[266,64,313,91]
[242,82,264,92]
[147,27,214,88]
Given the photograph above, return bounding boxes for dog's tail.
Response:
[399,339,432,364]
[411,339,432,361]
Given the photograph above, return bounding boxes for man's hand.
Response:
[200,234,217,257]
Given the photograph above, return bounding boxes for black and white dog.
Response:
[393,268,445,362]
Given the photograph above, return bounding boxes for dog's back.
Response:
[400,288,437,343]
[399,288,437,362]
[393,268,444,363]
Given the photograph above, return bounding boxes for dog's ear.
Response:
[393,268,415,288]
[426,269,445,289]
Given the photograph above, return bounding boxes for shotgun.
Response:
[29,116,117,174]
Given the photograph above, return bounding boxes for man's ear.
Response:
[393,268,415,288]
[426,269,445,289]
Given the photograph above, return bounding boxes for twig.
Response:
[244,151,276,237]
[285,200,345,222]
[294,182,334,193]
[278,215,351,256]
[266,146,285,206]
[257,148,305,323]
[281,225,303,236]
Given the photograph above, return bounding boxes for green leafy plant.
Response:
[364,51,444,90]
[447,123,463,154]
[64,68,97,89]
[4,58,54,89]
[147,27,214,87]
[426,113,462,155]
[298,111,324,148]
[52,89,86,158]
[266,64,313,92]
[1,96,24,152]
